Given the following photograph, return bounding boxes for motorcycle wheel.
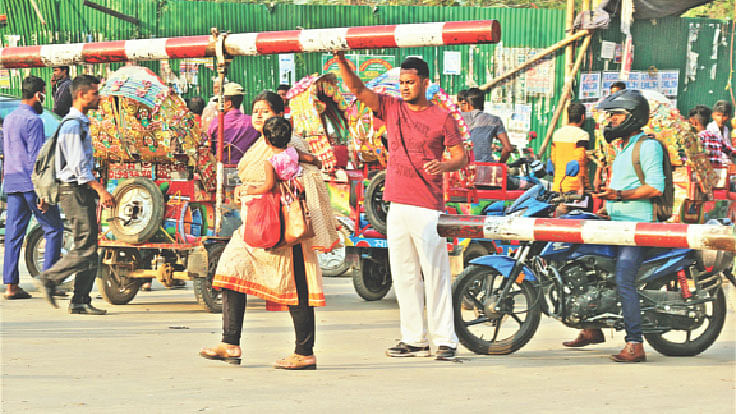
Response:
[193,244,225,313]
[96,249,142,305]
[452,264,541,355]
[364,171,388,235]
[353,257,392,301]
[643,277,726,357]
[24,224,73,279]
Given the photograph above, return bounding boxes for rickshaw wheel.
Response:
[96,249,143,305]
[353,257,392,301]
[364,170,388,235]
[193,243,225,313]
[109,178,164,244]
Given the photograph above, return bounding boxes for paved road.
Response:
[2,252,735,413]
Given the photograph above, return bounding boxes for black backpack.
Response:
[31,118,84,205]
[631,135,674,222]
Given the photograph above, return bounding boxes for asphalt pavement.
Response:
[1,246,735,413]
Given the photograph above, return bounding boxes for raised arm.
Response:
[334,52,380,112]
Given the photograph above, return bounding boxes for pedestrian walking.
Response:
[40,75,114,315]
[2,76,64,300]
[52,66,73,118]
[336,52,467,361]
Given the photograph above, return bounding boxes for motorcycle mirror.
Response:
[565,160,580,177]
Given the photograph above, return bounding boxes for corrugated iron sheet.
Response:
[0,1,731,154]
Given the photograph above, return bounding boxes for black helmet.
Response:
[598,89,649,142]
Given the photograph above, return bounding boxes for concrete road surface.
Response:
[2,250,735,413]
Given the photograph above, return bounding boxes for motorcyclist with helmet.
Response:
[562,89,665,363]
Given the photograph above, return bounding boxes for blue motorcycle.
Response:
[452,163,733,356]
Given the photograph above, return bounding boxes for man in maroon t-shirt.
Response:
[336,52,467,361]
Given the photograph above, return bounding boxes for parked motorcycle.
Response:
[452,165,733,356]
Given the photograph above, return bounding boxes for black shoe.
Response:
[386,341,431,357]
[68,303,107,315]
[40,274,58,309]
[435,346,457,361]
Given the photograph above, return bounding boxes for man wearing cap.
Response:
[207,83,258,164]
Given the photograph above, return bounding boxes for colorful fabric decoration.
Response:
[288,73,349,172]
[90,66,203,164]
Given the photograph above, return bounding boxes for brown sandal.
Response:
[199,344,241,365]
[274,354,317,370]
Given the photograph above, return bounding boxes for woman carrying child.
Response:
[199,91,337,370]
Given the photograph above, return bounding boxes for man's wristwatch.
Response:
[615,190,623,201]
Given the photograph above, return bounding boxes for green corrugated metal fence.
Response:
[0,0,732,154]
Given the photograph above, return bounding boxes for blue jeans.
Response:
[3,191,63,284]
[615,246,645,343]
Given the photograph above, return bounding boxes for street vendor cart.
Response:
[91,66,230,312]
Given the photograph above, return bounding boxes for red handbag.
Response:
[243,189,281,248]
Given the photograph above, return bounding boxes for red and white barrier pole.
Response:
[437,214,736,252]
[0,20,500,68]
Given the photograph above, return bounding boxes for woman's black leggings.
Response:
[222,245,315,356]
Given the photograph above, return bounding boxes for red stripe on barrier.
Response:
[634,222,689,248]
[442,20,501,45]
[82,41,128,63]
[346,25,398,49]
[533,218,584,243]
[166,35,211,59]
[437,214,486,239]
[1,46,43,68]
[256,30,302,54]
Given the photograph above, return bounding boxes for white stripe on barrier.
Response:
[581,221,637,245]
[224,33,259,56]
[394,22,444,47]
[299,28,350,52]
[125,38,168,60]
[483,216,536,240]
[40,43,84,66]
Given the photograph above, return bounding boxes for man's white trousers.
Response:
[386,203,458,348]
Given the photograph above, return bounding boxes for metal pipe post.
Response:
[214,30,227,235]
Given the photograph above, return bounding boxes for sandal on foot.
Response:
[199,345,241,365]
[4,290,32,300]
[274,354,317,370]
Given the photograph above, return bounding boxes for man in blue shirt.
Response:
[563,90,663,363]
[40,75,114,315]
[2,76,64,300]
[460,88,512,163]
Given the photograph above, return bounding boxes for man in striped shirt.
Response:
[689,105,734,167]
